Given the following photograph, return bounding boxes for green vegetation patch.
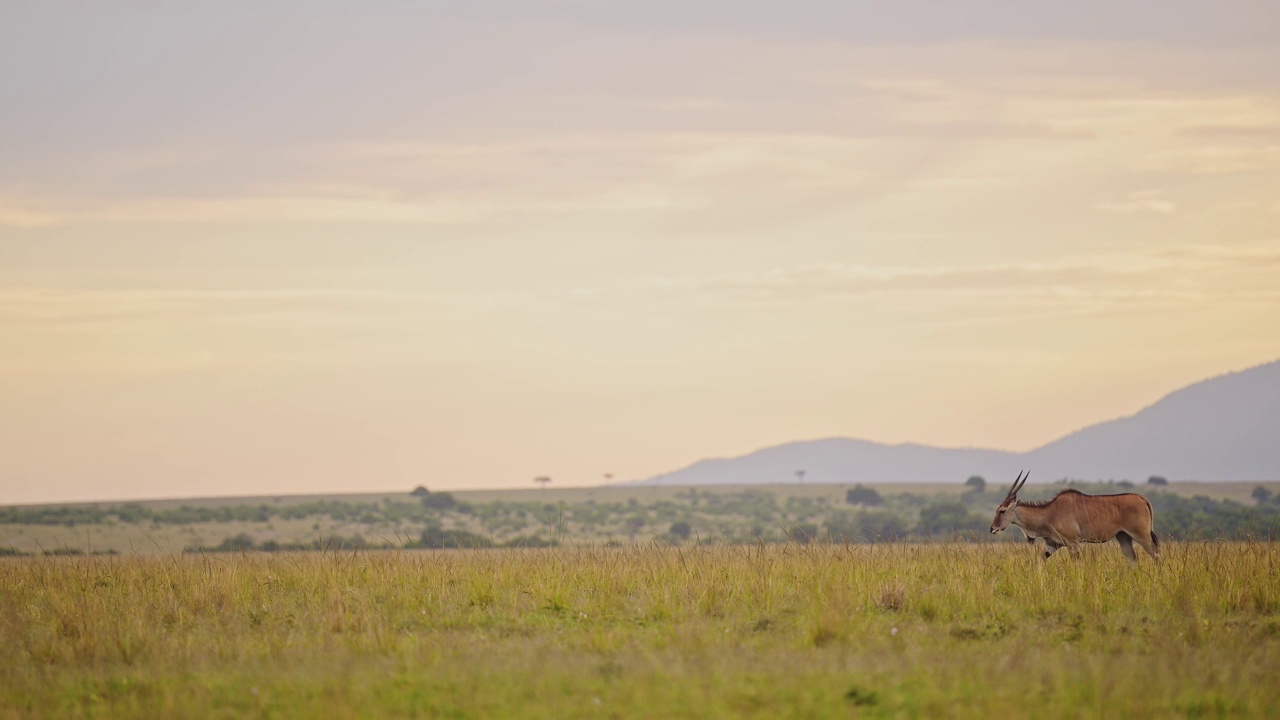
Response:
[3,482,1278,556]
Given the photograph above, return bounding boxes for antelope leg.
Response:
[1116,532,1137,563]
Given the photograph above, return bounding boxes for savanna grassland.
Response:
[5,481,1280,555]
[2,542,1279,719]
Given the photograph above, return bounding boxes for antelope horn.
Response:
[1006,470,1028,500]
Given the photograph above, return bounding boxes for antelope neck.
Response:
[1011,503,1048,531]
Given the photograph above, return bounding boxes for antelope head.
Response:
[990,470,1028,534]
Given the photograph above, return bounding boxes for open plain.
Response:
[2,541,1278,719]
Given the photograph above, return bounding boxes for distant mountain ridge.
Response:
[638,360,1280,485]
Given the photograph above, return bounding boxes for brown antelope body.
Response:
[989,471,1160,562]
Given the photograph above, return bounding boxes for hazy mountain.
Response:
[639,360,1280,485]
[1026,360,1280,482]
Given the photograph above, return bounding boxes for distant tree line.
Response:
[7,482,1278,553]
[0,546,116,557]
[186,525,557,553]
[0,494,467,527]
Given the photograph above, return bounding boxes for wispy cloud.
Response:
[0,287,437,327]
[7,241,1278,331]
[5,38,1278,229]
[1096,189,1178,214]
[0,203,57,228]
[536,244,1280,317]
[1135,144,1280,175]
[1177,124,1280,138]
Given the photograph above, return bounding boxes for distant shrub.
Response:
[846,485,884,507]
[1148,476,1169,486]
[414,526,491,549]
[422,492,458,510]
[825,510,907,543]
[916,503,987,538]
[858,511,909,542]
[215,533,257,552]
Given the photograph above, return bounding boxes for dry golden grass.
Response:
[1,541,1278,718]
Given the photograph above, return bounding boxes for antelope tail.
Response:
[1142,495,1160,548]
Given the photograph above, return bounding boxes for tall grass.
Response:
[1,542,1277,718]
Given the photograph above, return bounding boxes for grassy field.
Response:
[6,481,1278,556]
[2,542,1278,718]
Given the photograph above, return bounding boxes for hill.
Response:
[640,360,1280,485]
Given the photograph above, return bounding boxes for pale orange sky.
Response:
[3,2,1280,503]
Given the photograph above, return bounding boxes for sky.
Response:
[2,1,1279,504]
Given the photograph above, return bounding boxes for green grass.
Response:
[2,542,1278,718]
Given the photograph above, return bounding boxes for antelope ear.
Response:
[1009,498,1019,508]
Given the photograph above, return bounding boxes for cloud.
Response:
[1096,190,1178,214]
[1177,124,1280,138]
[9,239,1277,331]
[540,244,1280,317]
[1133,145,1280,175]
[0,203,57,228]
[0,287,440,327]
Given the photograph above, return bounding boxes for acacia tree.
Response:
[964,476,986,492]
[534,476,551,491]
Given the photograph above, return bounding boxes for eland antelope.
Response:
[989,471,1160,562]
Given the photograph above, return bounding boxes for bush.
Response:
[846,485,883,506]
[857,511,909,542]
[422,492,458,510]
[216,533,257,552]
[825,510,907,543]
[414,526,491,549]
[916,503,987,538]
